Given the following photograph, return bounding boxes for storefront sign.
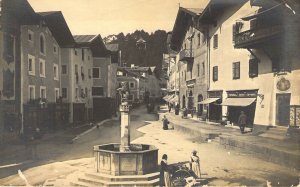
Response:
[227,90,258,98]
[277,77,291,92]
[208,91,223,98]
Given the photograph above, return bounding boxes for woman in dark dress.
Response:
[160,154,172,187]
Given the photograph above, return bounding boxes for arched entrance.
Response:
[182,95,186,108]
[197,94,203,116]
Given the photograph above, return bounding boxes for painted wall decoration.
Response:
[276,77,291,92]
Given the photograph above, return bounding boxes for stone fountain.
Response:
[88,82,159,186]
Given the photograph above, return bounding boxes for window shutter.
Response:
[232,23,236,43]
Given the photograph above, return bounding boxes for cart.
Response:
[170,161,197,186]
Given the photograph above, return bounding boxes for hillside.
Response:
[104,30,168,70]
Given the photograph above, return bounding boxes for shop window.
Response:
[213,66,218,81]
[249,59,258,78]
[232,62,240,79]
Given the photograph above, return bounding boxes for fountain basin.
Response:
[94,143,158,176]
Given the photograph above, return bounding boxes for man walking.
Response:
[238,111,247,134]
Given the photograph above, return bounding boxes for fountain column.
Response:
[120,102,130,152]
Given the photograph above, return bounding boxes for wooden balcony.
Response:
[186,79,196,87]
[234,25,283,49]
[179,49,194,62]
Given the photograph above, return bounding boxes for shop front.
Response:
[222,90,257,128]
[199,91,222,122]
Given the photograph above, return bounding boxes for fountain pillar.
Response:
[120,102,130,152]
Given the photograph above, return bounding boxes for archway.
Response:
[197,94,203,116]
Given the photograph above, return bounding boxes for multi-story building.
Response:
[232,0,300,130]
[170,7,208,117]
[60,35,94,124]
[0,0,38,138]
[73,35,111,120]
[197,0,300,131]
[117,67,147,104]
[124,65,161,101]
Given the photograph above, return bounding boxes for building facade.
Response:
[170,7,208,117]
[197,0,300,130]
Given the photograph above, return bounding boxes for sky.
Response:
[27,0,209,37]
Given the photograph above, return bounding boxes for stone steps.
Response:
[73,176,159,187]
[85,171,160,182]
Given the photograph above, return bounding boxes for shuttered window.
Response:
[233,62,240,79]
[213,66,218,81]
[249,59,258,78]
[213,34,218,49]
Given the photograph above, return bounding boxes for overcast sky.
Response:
[27,0,208,37]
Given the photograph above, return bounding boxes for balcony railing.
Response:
[179,49,194,62]
[234,25,282,48]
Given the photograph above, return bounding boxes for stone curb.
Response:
[71,119,113,143]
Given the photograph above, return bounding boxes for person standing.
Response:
[162,115,169,130]
[160,154,172,187]
[238,111,247,134]
[190,150,201,178]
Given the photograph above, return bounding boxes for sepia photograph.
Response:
[0,0,299,186]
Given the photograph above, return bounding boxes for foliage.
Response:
[104,30,168,72]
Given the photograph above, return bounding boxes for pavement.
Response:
[161,105,300,170]
[0,104,299,186]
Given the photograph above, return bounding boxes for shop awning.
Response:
[169,95,179,103]
[164,95,174,102]
[163,95,171,101]
[221,98,256,106]
[198,98,219,104]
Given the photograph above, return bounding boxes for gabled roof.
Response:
[117,67,147,79]
[38,11,75,47]
[105,43,119,52]
[74,35,110,57]
[170,7,203,52]
[2,0,39,32]
[198,0,247,25]
[74,35,98,44]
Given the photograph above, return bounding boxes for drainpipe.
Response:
[206,28,210,121]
